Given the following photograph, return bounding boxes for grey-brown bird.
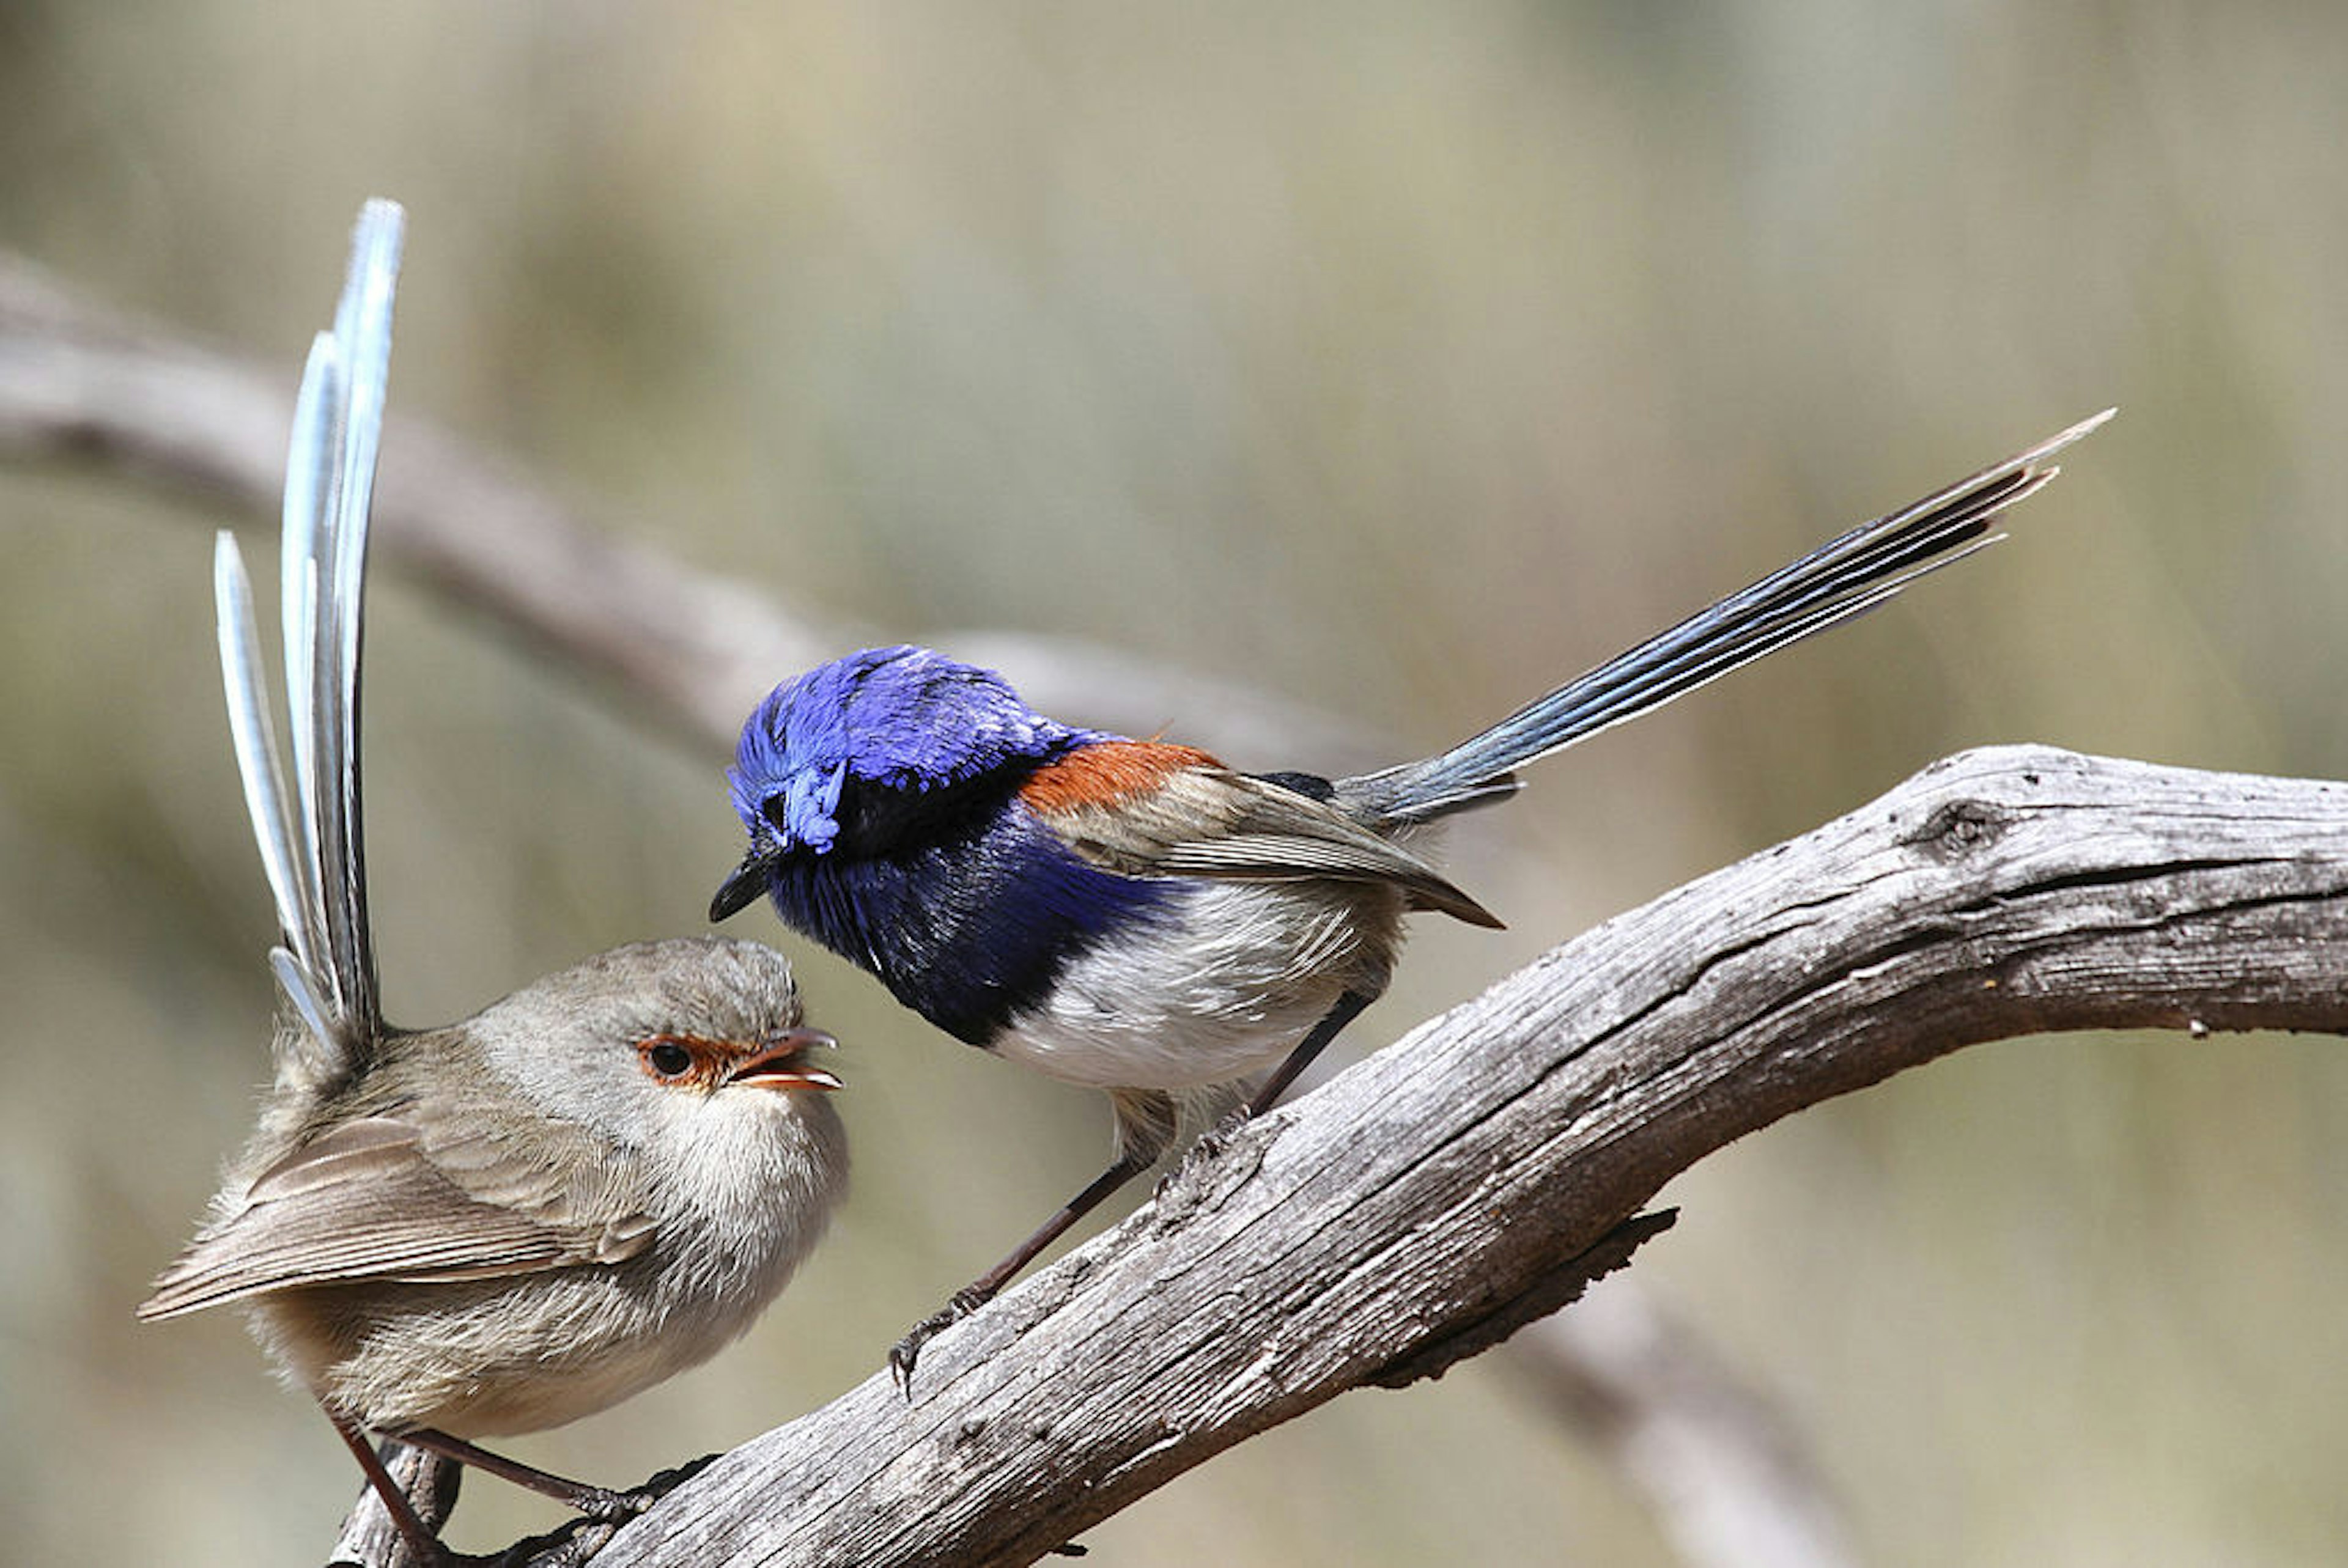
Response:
[139,201,849,1566]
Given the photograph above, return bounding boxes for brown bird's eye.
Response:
[642,1039,695,1081]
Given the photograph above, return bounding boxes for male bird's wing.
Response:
[136,1104,655,1320]
[1025,746,1504,927]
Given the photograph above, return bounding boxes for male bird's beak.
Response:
[710,847,780,922]
[727,1028,843,1092]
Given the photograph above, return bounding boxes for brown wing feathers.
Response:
[138,1110,654,1319]
[1023,740,1503,927]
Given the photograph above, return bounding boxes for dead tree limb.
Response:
[550,743,2348,1567]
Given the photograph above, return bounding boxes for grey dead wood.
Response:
[543,744,2345,1567]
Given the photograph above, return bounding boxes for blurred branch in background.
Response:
[1,250,1860,1568]
[561,746,2347,1567]
[0,253,1373,771]
[1507,1281,1860,1568]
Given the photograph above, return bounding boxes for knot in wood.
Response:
[1907,797,2014,863]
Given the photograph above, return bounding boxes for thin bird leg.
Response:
[1246,990,1374,1116]
[398,1428,641,1522]
[888,992,1378,1393]
[326,1407,452,1567]
[973,1152,1159,1301]
[889,1148,1156,1391]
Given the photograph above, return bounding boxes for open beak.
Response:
[727,1027,842,1092]
[709,845,780,922]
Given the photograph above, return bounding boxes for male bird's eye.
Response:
[641,1039,696,1081]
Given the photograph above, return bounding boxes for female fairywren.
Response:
[142,202,849,1565]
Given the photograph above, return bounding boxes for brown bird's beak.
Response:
[709,846,780,922]
[728,1028,842,1092]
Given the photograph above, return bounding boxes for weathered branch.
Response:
[546,744,2348,1566]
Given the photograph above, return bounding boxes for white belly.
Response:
[989,879,1405,1092]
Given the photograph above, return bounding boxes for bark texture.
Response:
[552,745,2348,1566]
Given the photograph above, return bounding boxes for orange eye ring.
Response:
[638,1036,700,1083]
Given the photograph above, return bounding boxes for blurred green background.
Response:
[4,3,2345,1564]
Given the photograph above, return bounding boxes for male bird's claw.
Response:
[887,1316,950,1398]
[1158,1103,1260,1197]
[887,1286,994,1398]
[1197,1103,1257,1156]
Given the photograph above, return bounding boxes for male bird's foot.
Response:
[1211,1102,1257,1141]
[1190,1103,1259,1164]
[888,1286,993,1397]
[1156,1110,1252,1199]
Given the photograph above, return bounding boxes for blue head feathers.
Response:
[715,645,1164,1040]
[727,646,1103,855]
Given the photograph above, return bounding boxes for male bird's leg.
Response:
[889,1147,1157,1390]
[888,992,1377,1391]
[400,1428,643,1522]
[327,1408,454,1567]
[1246,990,1374,1117]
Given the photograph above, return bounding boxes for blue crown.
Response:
[728,646,1102,852]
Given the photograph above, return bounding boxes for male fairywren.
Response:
[712,408,2109,1381]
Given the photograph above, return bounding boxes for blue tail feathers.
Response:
[1335,411,2112,828]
